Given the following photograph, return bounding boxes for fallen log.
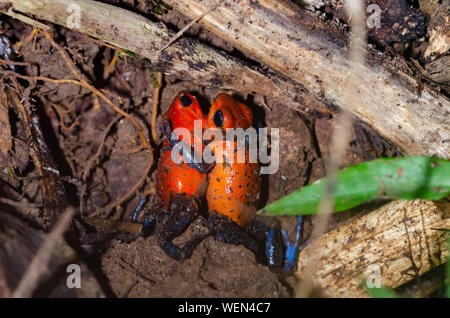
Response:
[0,0,331,116]
[296,199,450,297]
[165,0,450,159]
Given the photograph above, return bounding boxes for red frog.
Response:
[156,91,209,208]
[151,91,211,260]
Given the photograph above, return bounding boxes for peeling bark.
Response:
[420,0,450,62]
[296,199,450,297]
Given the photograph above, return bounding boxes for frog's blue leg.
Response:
[265,228,283,268]
[282,216,308,271]
[132,197,155,236]
[131,196,146,223]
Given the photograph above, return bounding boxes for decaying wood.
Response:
[0,88,11,156]
[0,211,105,297]
[321,0,427,46]
[296,199,450,297]
[0,0,331,116]
[166,0,450,159]
[419,0,449,62]
[365,0,426,46]
[418,0,450,91]
[425,55,450,84]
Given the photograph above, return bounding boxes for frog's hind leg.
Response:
[203,210,259,257]
[158,194,208,261]
[282,216,308,271]
[130,196,157,237]
[245,215,284,269]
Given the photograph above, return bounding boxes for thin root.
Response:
[151,72,163,143]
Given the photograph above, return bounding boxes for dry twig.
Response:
[151,72,163,143]
[296,0,368,297]
[157,4,219,54]
[12,207,75,298]
[4,7,50,30]
[0,197,42,209]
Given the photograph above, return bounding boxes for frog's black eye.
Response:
[213,109,224,127]
[180,94,193,108]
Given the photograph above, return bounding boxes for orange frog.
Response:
[203,93,283,267]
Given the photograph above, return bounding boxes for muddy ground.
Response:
[0,0,444,297]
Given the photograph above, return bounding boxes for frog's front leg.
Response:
[158,194,208,261]
[202,210,260,258]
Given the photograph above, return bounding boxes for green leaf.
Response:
[366,286,399,298]
[121,49,138,59]
[260,156,450,216]
[362,279,400,298]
